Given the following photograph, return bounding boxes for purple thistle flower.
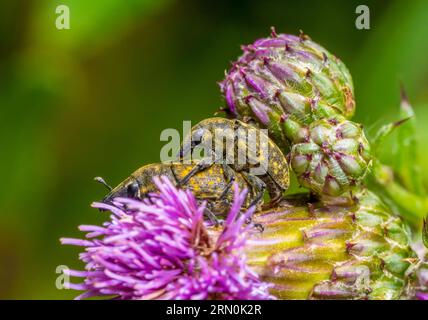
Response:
[416,292,428,300]
[60,176,273,300]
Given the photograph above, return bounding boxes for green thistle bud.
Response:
[245,190,415,299]
[219,29,355,151]
[290,116,372,197]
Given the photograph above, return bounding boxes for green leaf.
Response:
[371,162,428,225]
[371,117,410,157]
[395,87,426,196]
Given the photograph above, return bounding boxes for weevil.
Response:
[178,117,289,205]
[98,161,265,225]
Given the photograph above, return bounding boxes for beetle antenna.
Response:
[94,176,113,191]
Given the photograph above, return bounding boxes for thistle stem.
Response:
[373,163,428,222]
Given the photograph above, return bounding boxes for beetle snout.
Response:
[101,194,113,204]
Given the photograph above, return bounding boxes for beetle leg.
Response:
[251,223,264,233]
[218,162,236,200]
[242,116,257,126]
[262,193,282,209]
[241,172,266,212]
[177,158,213,186]
[261,173,284,209]
[178,138,198,159]
[204,207,223,226]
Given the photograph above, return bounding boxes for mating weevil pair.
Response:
[98,118,290,225]
[99,161,264,226]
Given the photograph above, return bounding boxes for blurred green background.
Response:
[1,0,428,299]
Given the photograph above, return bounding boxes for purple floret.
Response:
[61,176,273,300]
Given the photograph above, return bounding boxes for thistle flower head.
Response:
[290,116,372,196]
[410,245,428,300]
[60,176,273,300]
[244,190,415,300]
[219,29,355,151]
[415,265,428,300]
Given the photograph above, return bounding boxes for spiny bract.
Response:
[219,29,355,151]
[243,189,416,299]
[290,116,372,197]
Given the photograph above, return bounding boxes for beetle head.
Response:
[101,176,141,204]
[179,127,211,158]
